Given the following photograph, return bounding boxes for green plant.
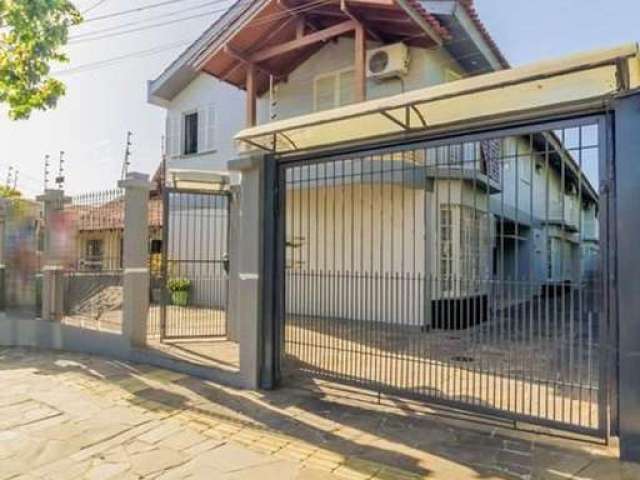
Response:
[167,278,191,292]
[0,1,82,119]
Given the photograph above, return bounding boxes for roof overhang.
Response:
[234,43,640,153]
[422,0,508,72]
[192,0,448,95]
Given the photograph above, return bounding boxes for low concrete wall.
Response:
[0,315,244,388]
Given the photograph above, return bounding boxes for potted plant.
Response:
[167,278,191,307]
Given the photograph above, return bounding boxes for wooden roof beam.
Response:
[340,0,381,42]
[224,45,281,78]
[277,0,318,34]
[249,20,357,63]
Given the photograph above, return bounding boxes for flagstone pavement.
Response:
[1,347,639,480]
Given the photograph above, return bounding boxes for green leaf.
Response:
[0,1,82,120]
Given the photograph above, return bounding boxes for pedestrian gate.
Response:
[277,117,613,438]
[157,188,230,339]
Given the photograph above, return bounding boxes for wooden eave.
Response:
[196,0,446,95]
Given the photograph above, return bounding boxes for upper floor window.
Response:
[314,68,354,112]
[184,112,198,155]
[166,104,216,158]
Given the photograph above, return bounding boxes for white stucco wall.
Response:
[165,74,245,172]
[258,38,464,123]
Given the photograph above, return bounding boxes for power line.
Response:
[54,40,192,76]
[71,0,231,40]
[69,6,230,44]
[68,0,330,46]
[81,0,209,24]
[81,0,109,15]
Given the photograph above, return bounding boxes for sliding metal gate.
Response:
[278,117,613,438]
[159,188,230,339]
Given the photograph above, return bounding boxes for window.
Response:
[86,239,103,260]
[314,69,355,112]
[440,206,453,294]
[439,205,489,295]
[183,112,198,155]
[150,239,163,254]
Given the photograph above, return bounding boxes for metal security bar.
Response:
[279,117,610,437]
[62,189,125,333]
[157,188,229,339]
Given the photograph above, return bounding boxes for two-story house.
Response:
[147,0,599,328]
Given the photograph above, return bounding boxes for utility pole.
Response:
[55,151,65,190]
[6,166,13,188]
[121,131,132,180]
[44,154,50,190]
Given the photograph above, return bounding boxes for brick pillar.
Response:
[36,189,70,321]
[119,172,152,347]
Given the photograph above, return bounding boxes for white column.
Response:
[118,173,153,347]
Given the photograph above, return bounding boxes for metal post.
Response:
[0,199,7,314]
[614,93,640,461]
[36,189,70,321]
[119,172,153,347]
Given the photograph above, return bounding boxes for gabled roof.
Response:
[148,0,509,105]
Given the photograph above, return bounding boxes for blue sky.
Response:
[0,0,636,197]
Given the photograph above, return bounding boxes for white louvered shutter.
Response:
[205,104,216,152]
[165,114,174,157]
[166,113,181,157]
[197,107,206,153]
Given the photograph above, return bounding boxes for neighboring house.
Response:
[148,0,599,326]
[68,184,163,272]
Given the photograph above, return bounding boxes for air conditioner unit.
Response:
[366,43,410,80]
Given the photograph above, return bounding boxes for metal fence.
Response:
[279,117,610,437]
[149,188,229,340]
[61,189,125,333]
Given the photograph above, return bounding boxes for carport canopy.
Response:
[235,43,640,154]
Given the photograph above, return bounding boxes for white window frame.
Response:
[313,67,355,112]
[182,109,198,156]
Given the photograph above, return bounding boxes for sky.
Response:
[0,0,637,197]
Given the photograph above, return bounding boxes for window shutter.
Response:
[166,114,182,157]
[205,104,216,151]
[197,107,206,153]
[165,114,173,157]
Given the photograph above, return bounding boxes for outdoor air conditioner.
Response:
[366,43,410,80]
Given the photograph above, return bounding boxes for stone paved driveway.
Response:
[0,347,638,480]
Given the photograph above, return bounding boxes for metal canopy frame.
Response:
[236,44,639,155]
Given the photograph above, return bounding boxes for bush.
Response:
[167,278,191,292]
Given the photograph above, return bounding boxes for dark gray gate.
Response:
[158,187,230,339]
[277,116,613,438]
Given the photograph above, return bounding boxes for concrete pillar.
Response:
[36,189,70,321]
[226,185,241,343]
[228,155,273,389]
[118,172,153,347]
